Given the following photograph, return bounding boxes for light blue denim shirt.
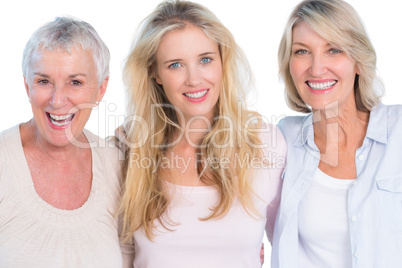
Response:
[272,103,402,268]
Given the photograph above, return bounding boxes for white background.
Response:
[1,0,401,266]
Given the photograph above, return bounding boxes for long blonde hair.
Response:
[120,0,262,242]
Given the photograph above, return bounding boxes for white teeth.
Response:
[49,113,74,120]
[51,120,69,126]
[308,81,337,90]
[48,113,74,126]
[184,89,208,99]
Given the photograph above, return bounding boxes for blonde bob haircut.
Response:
[278,0,382,113]
[120,0,262,241]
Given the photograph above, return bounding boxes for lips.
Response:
[46,112,74,127]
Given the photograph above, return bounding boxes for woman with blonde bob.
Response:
[273,0,402,267]
[117,0,286,267]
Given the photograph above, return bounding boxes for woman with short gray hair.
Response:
[0,17,122,267]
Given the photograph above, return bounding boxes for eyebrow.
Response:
[33,72,87,78]
[163,58,181,65]
[68,73,87,79]
[292,42,307,46]
[199,51,216,57]
[163,51,217,65]
[33,72,50,78]
[292,41,331,47]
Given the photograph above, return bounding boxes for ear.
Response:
[96,76,109,103]
[155,74,162,85]
[355,64,360,75]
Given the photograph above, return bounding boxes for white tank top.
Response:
[298,168,356,268]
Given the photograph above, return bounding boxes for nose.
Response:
[49,84,67,109]
[309,54,328,77]
[185,65,202,86]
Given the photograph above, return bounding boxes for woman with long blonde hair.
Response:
[118,1,286,267]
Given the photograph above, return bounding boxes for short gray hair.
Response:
[22,17,110,85]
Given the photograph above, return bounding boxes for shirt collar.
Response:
[293,113,316,148]
[365,103,387,144]
[293,103,388,147]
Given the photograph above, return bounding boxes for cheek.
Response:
[158,72,179,92]
[289,59,301,82]
[211,72,222,90]
[161,82,178,105]
[336,65,357,85]
[90,89,101,102]
[28,88,48,105]
[73,88,101,104]
[161,81,175,99]
[207,64,223,87]
[335,57,357,78]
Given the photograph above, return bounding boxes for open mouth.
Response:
[183,89,208,99]
[46,112,74,127]
[307,81,337,90]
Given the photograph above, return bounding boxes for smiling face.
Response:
[289,21,359,111]
[155,24,222,123]
[24,47,107,147]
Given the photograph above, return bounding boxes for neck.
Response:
[313,101,369,137]
[175,114,213,148]
[312,101,370,162]
[21,120,87,162]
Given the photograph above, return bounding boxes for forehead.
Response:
[293,20,347,49]
[292,21,325,43]
[27,47,99,83]
[30,46,95,71]
[156,24,219,59]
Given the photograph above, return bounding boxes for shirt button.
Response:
[358,155,364,160]
[354,252,360,258]
[351,216,357,222]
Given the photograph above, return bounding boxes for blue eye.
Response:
[329,48,342,54]
[295,49,309,55]
[169,62,181,69]
[201,57,211,64]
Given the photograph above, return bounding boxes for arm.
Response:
[119,218,135,268]
[121,241,135,268]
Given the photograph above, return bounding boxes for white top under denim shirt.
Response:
[272,103,402,268]
[298,169,355,268]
